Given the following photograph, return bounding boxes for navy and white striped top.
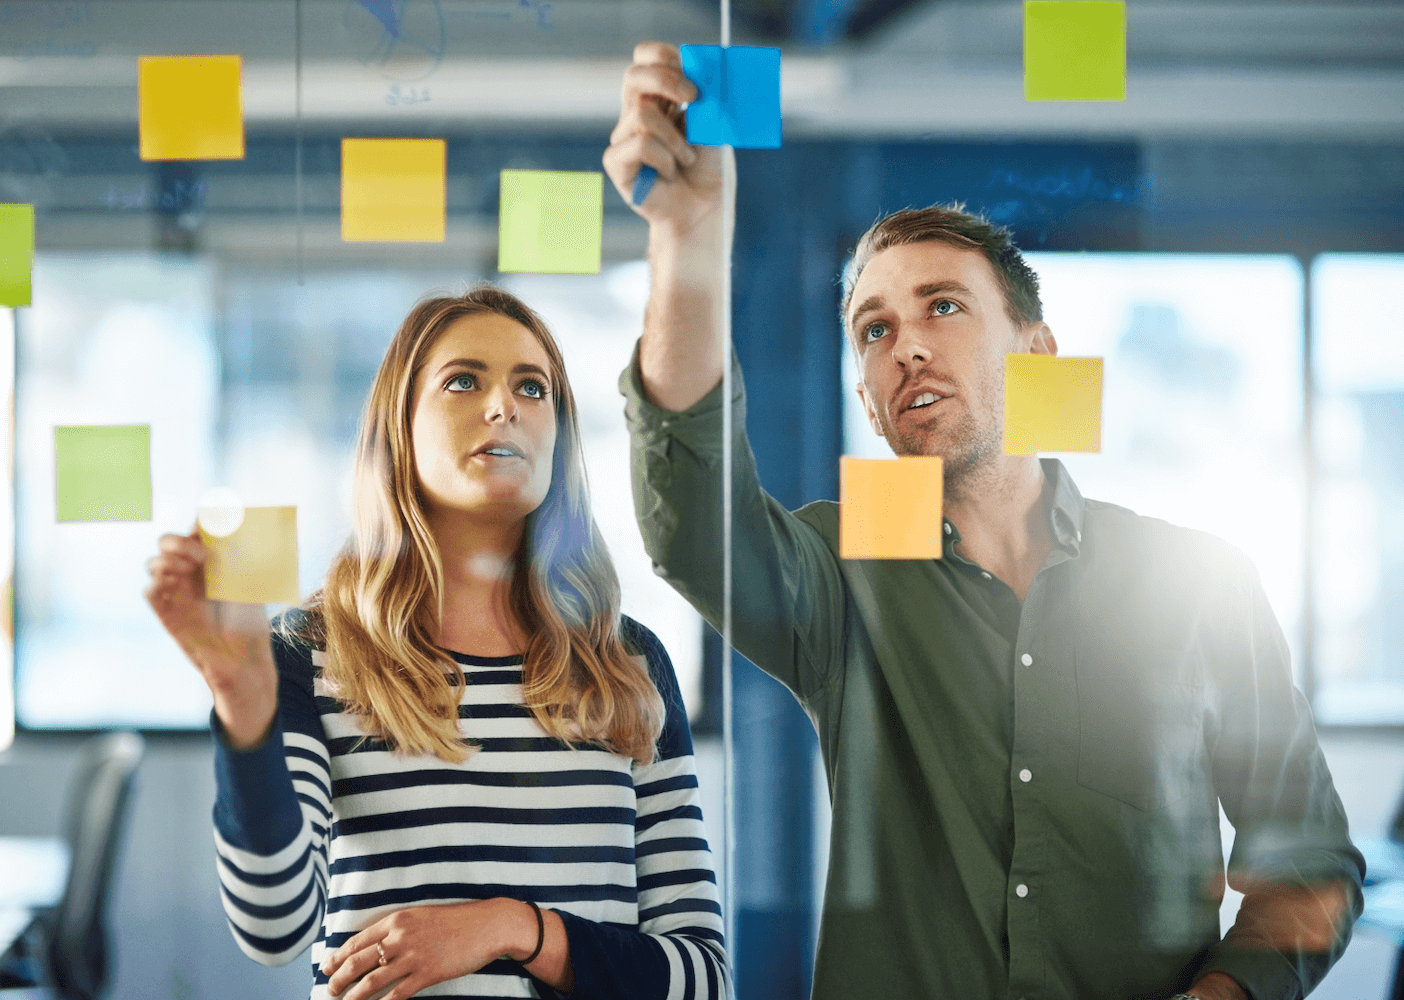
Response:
[211,612,728,999]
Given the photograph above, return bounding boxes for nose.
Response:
[483,383,519,424]
[892,323,934,369]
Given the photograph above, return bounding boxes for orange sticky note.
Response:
[839,456,944,560]
[200,506,299,605]
[1003,354,1103,455]
[138,55,245,161]
[341,138,447,242]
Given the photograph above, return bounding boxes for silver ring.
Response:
[376,943,386,966]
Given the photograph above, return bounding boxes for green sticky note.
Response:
[55,425,153,522]
[498,170,603,275]
[1,204,35,307]
[1024,1,1126,102]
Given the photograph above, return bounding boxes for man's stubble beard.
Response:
[882,401,1002,505]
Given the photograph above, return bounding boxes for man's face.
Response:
[847,241,1053,480]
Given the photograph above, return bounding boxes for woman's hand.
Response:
[144,528,278,748]
[603,41,726,238]
[321,898,573,1000]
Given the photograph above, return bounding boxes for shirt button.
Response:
[1020,653,1033,667]
[1015,884,1029,898]
[944,522,952,535]
[1019,768,1032,783]
[981,571,992,580]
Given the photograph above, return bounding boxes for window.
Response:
[842,253,1307,670]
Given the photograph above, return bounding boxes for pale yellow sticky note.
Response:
[341,138,446,242]
[200,506,299,605]
[1003,354,1103,455]
[138,55,245,161]
[839,456,944,560]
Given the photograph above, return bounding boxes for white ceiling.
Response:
[1,0,1401,139]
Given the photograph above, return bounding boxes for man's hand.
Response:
[320,899,572,999]
[1185,971,1249,1000]
[602,42,724,238]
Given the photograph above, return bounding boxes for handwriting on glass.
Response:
[104,180,208,212]
[386,85,431,106]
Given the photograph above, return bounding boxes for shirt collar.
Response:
[940,458,1087,561]
[1041,457,1086,555]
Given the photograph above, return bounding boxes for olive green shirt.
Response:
[621,346,1363,1000]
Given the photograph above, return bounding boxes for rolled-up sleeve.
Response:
[619,340,848,703]
[1198,550,1365,997]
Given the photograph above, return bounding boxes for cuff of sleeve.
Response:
[552,907,669,1000]
[211,709,303,855]
[1195,942,1300,1000]
[617,339,744,462]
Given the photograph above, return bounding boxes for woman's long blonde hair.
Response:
[294,287,663,764]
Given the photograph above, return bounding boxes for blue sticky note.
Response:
[681,45,782,149]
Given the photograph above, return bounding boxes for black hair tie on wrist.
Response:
[522,899,545,966]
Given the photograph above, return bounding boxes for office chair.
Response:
[0,731,144,1000]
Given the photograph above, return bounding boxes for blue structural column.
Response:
[726,145,845,1000]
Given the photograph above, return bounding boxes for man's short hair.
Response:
[840,203,1044,340]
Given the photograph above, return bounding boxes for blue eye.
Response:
[933,300,960,316]
[519,379,548,399]
[446,373,476,392]
[863,322,888,343]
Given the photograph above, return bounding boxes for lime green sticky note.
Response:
[1003,354,1103,455]
[55,425,153,522]
[498,170,603,275]
[1024,1,1126,102]
[0,204,35,308]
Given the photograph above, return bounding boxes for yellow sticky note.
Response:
[1024,1,1126,102]
[55,425,152,522]
[341,138,447,242]
[1,204,35,307]
[1003,354,1103,455]
[200,506,299,605]
[839,456,944,561]
[138,55,245,161]
[498,170,603,275]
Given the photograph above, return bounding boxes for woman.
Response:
[145,287,727,1000]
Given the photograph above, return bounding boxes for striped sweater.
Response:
[210,613,728,999]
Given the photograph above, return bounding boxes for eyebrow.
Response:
[848,279,976,332]
[433,358,551,382]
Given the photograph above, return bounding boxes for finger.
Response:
[339,957,406,1000]
[604,133,682,194]
[158,532,208,563]
[622,62,696,113]
[613,100,695,167]
[322,930,367,976]
[381,975,429,1000]
[326,945,380,997]
[147,552,201,577]
[633,40,682,70]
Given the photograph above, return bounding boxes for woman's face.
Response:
[410,311,558,528]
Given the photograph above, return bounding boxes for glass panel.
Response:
[843,253,1307,672]
[1311,253,1404,724]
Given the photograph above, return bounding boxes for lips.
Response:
[471,439,524,459]
[898,383,955,415]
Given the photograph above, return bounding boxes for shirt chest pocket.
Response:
[1075,641,1208,813]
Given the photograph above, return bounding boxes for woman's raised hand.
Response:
[603,42,727,236]
[144,528,278,748]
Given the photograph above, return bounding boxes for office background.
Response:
[2,0,1403,997]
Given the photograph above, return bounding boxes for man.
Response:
[602,42,1363,1000]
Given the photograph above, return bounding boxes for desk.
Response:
[0,838,67,958]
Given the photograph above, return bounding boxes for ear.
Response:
[855,380,885,438]
[1028,321,1057,357]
